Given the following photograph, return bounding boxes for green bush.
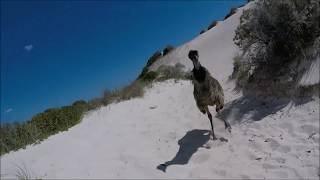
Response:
[138,50,162,79]
[0,100,89,155]
[87,98,104,110]
[163,45,175,56]
[100,80,148,106]
[199,29,206,34]
[140,71,159,82]
[156,63,190,81]
[230,55,251,89]
[31,106,83,140]
[233,0,320,97]
[207,20,218,30]
[118,80,146,100]
[224,7,237,20]
[0,122,39,154]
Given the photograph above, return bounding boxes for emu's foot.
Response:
[210,132,218,140]
[219,137,228,142]
[226,126,232,133]
[157,164,167,172]
[211,136,218,141]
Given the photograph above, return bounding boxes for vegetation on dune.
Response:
[0,47,188,155]
[162,45,175,56]
[0,102,87,155]
[138,50,162,79]
[232,0,320,98]
[199,29,206,34]
[207,20,218,30]
[138,45,175,79]
[224,7,237,20]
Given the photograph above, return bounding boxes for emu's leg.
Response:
[216,106,232,133]
[206,107,217,140]
[223,119,232,133]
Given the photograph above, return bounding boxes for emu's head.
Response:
[188,50,200,70]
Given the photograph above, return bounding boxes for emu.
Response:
[188,50,231,140]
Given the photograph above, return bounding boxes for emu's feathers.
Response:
[192,66,224,113]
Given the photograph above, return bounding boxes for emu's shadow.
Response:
[157,129,210,172]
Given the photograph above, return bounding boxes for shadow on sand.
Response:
[216,95,314,124]
[157,129,210,172]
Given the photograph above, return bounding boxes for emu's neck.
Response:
[193,61,201,70]
[192,64,206,82]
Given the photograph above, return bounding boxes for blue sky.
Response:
[1,0,245,123]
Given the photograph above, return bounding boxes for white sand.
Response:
[300,57,320,86]
[1,1,319,179]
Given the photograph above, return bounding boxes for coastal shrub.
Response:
[163,45,175,56]
[140,71,159,82]
[87,98,104,110]
[0,103,86,155]
[207,20,218,30]
[224,7,237,20]
[138,50,162,79]
[230,55,251,90]
[233,0,320,97]
[199,29,206,34]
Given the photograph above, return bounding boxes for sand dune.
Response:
[1,1,319,179]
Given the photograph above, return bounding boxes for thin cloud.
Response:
[24,44,34,52]
[5,108,13,113]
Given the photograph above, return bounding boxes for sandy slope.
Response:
[149,0,246,83]
[1,80,319,179]
[1,1,319,179]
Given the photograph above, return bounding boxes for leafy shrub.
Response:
[230,55,251,90]
[296,84,320,98]
[199,29,206,34]
[207,20,218,30]
[163,45,175,56]
[13,162,33,179]
[87,98,104,110]
[224,7,237,20]
[138,50,162,79]
[118,80,146,100]
[233,0,320,97]
[31,105,84,139]
[140,71,160,82]
[156,63,190,81]
[72,100,87,107]
[0,122,39,155]
[100,89,118,105]
[0,103,86,155]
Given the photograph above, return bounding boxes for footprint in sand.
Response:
[240,175,251,179]
[278,145,291,153]
[262,163,303,179]
[274,157,286,164]
[244,150,257,161]
[193,153,210,164]
[168,132,177,140]
[274,171,289,178]
[262,163,279,169]
[265,138,291,153]
[279,122,297,137]
[300,124,317,135]
[228,145,235,152]
[212,169,227,177]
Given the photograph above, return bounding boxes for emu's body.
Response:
[192,66,224,114]
[188,50,231,139]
